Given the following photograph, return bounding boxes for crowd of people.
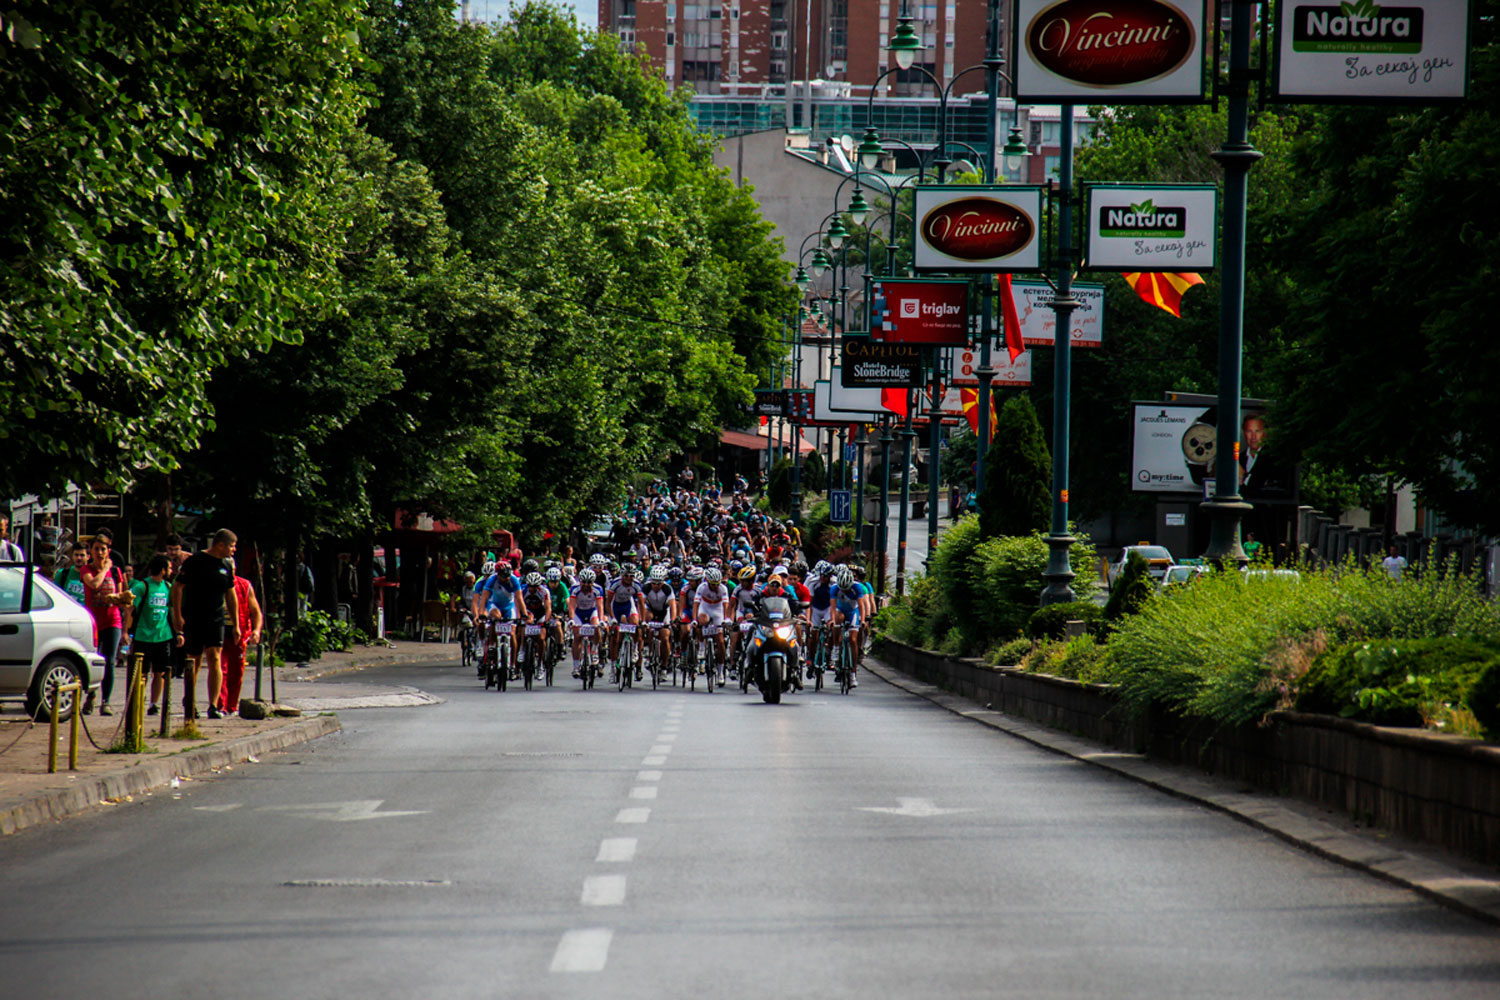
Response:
[464,479,880,691]
[6,522,262,720]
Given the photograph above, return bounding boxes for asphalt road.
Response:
[3,659,1498,999]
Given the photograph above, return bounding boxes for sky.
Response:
[458,0,599,29]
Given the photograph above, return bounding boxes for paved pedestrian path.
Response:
[0,639,458,835]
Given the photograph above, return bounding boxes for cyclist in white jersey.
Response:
[693,566,731,668]
[568,568,605,677]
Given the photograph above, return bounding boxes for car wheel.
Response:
[25,654,82,722]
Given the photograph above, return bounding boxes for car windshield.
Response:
[1131,546,1173,562]
[1164,567,1195,584]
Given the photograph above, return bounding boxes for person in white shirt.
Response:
[1381,545,1408,581]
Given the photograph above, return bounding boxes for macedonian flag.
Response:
[960,387,998,439]
[1122,272,1205,318]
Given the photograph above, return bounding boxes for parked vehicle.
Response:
[582,516,614,553]
[1160,564,1209,590]
[1108,544,1175,587]
[0,562,105,721]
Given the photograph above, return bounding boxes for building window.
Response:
[1044,155,1060,178]
[771,29,787,50]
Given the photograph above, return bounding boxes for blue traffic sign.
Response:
[829,489,852,524]
[843,443,857,463]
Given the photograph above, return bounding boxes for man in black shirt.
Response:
[171,529,240,720]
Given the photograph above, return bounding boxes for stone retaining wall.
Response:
[876,638,1500,867]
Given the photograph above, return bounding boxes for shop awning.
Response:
[719,429,816,453]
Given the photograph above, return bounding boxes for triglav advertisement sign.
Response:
[949,339,1033,388]
[1273,0,1473,102]
[1012,280,1105,348]
[871,278,972,345]
[1013,0,1209,102]
[840,338,923,388]
[912,187,1044,273]
[1085,184,1218,270]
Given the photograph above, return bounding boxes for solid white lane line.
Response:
[596,838,637,862]
[550,929,613,972]
[648,744,672,755]
[636,770,663,781]
[642,755,667,766]
[629,786,658,799]
[581,874,627,906]
[615,807,651,824]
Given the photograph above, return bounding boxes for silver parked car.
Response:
[0,562,105,720]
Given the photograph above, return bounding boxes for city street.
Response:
[2,657,1496,999]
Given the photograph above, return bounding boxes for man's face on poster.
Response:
[1243,416,1267,456]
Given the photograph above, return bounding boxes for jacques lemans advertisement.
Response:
[1085,184,1218,270]
[1013,0,1209,102]
[912,187,1044,273]
[1274,0,1472,102]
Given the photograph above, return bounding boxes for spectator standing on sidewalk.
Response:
[53,543,88,606]
[163,533,189,681]
[131,555,179,715]
[0,513,24,562]
[80,529,131,715]
[217,559,263,716]
[171,529,240,720]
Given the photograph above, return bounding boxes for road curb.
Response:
[865,658,1500,928]
[290,645,460,681]
[0,715,342,837]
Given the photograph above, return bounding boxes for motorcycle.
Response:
[746,601,799,705]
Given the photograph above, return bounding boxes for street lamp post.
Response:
[1040,107,1080,605]
[1202,0,1260,568]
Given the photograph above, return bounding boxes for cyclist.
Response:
[831,567,864,686]
[693,566,731,674]
[544,566,570,658]
[674,565,699,656]
[640,565,677,672]
[729,565,759,675]
[518,572,552,681]
[853,564,878,651]
[605,563,644,677]
[472,559,522,677]
[568,568,605,678]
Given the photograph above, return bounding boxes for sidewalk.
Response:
[0,640,454,836]
[865,656,1500,928]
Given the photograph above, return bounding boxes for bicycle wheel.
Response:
[618,637,633,691]
[814,641,824,692]
[705,642,716,693]
[545,635,557,687]
[523,639,537,691]
[497,636,510,691]
[483,641,496,689]
[650,640,661,690]
[840,639,853,695]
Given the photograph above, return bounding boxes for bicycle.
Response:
[645,621,670,689]
[459,612,475,672]
[836,622,856,695]
[699,623,721,694]
[809,621,831,693]
[520,622,545,691]
[575,623,599,690]
[544,621,564,688]
[679,626,697,689]
[616,622,636,691]
[488,621,514,692]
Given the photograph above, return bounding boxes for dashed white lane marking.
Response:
[655,735,678,744]
[581,874,627,906]
[636,770,663,781]
[615,807,651,824]
[630,786,658,799]
[596,838,637,862]
[648,744,672,755]
[551,929,613,972]
[642,755,667,766]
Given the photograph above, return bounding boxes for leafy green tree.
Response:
[941,429,978,493]
[1103,552,1154,622]
[978,396,1052,538]
[0,1,369,500]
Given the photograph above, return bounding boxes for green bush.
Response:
[1467,661,1500,738]
[927,515,987,650]
[801,450,827,493]
[968,531,1098,644]
[988,636,1033,666]
[277,609,367,662]
[1103,552,1154,622]
[1028,601,1102,640]
[1295,638,1500,727]
[1107,560,1500,728]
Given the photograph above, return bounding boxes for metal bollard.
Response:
[124,653,144,751]
[48,680,83,774]
[184,655,201,721]
[160,659,173,739]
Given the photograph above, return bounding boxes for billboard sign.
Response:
[827,369,890,414]
[1131,401,1293,498]
[815,379,885,422]
[912,187,1045,272]
[1085,184,1218,270]
[753,390,786,417]
[949,340,1033,388]
[870,278,971,345]
[1013,0,1209,103]
[1012,280,1105,348]
[840,337,923,387]
[1273,0,1473,103]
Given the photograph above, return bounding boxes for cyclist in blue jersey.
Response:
[831,567,864,686]
[473,561,522,677]
[606,563,644,676]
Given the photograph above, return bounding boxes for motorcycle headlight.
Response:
[773,625,795,641]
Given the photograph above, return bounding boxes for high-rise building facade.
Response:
[602,0,1011,100]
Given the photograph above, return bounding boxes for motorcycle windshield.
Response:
[759,597,791,621]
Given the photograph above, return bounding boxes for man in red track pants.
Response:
[218,561,263,716]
